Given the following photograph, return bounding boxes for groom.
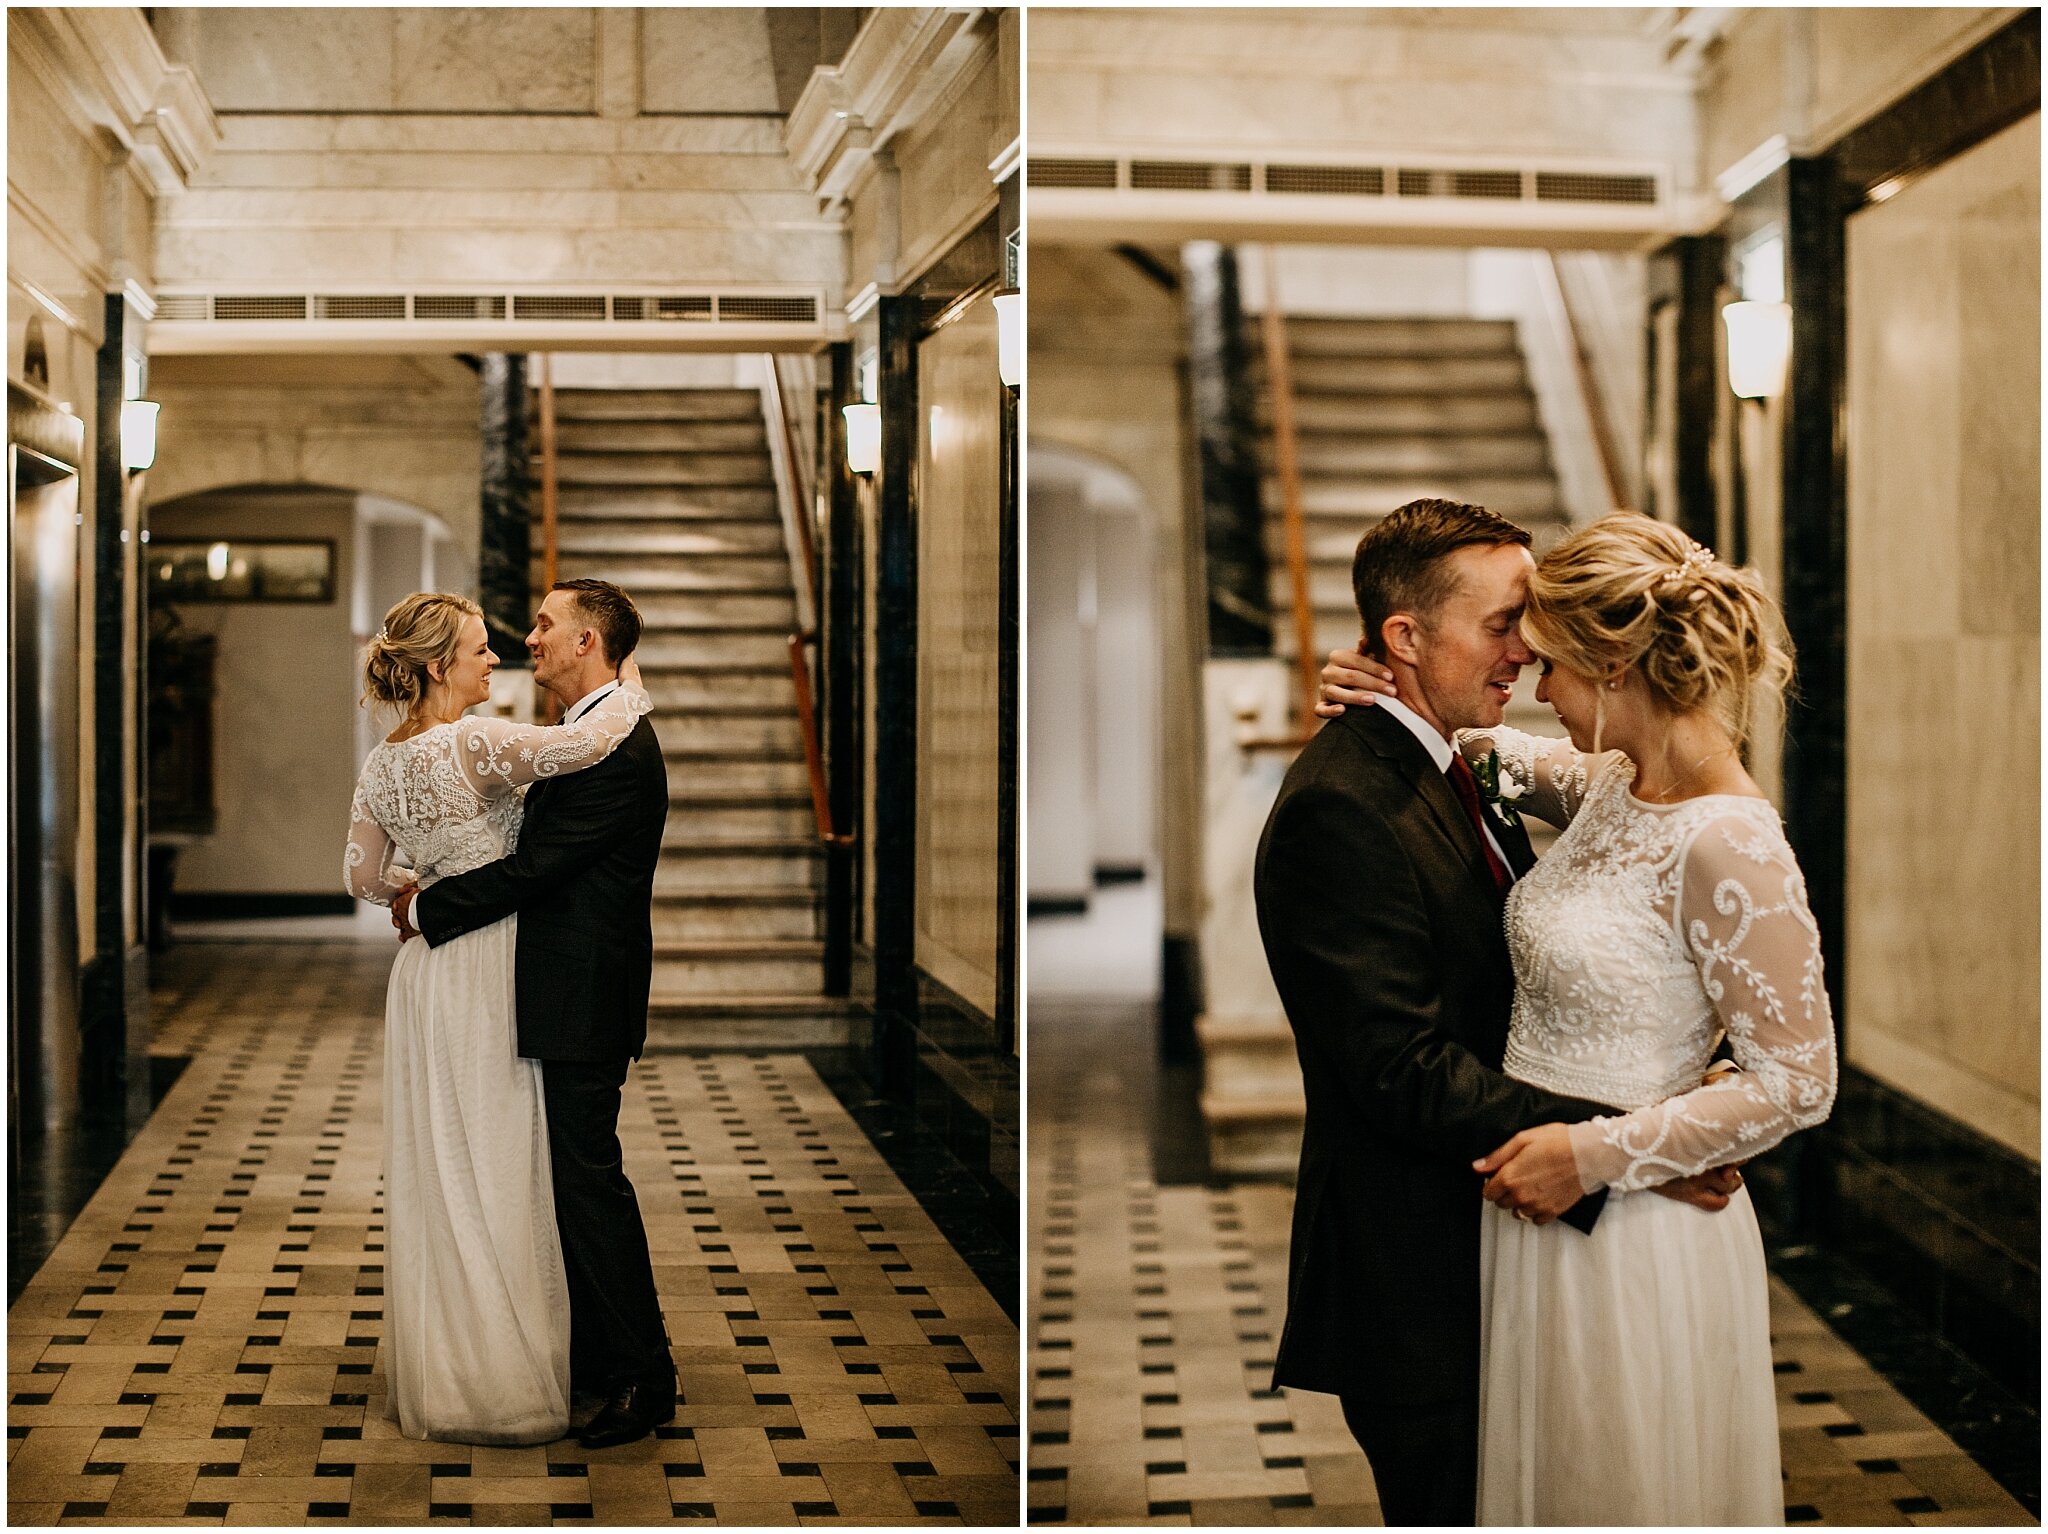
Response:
[1253,500,1732,1525]
[393,578,677,1449]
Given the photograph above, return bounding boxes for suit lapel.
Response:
[1493,807,1538,881]
[1339,708,1497,890]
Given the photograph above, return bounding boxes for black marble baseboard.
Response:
[170,893,356,920]
[1027,896,1088,919]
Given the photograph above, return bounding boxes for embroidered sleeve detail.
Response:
[343,779,406,906]
[452,681,653,796]
[1456,725,1615,829]
[1565,811,1837,1193]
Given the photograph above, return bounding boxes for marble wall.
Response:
[147,487,360,896]
[1698,8,2017,188]
[145,354,484,552]
[1842,113,2039,1157]
[914,300,1004,1020]
[1029,8,1698,189]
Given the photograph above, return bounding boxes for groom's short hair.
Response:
[551,578,642,664]
[1352,499,1532,659]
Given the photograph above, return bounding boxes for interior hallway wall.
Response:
[1843,112,2040,1157]
[147,487,358,898]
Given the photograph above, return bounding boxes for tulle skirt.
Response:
[381,914,570,1444]
[1477,1184,1782,1525]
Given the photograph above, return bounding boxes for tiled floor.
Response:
[9,941,1018,1527]
[1026,998,2034,1528]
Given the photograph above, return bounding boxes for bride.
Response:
[1322,513,1836,1525]
[343,592,650,1444]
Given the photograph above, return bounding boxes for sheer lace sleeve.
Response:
[1566,810,1837,1193]
[1455,724,1621,829]
[344,781,408,906]
[451,681,653,798]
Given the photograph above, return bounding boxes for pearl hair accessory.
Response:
[1659,541,1715,587]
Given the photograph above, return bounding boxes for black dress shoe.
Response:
[576,1381,676,1449]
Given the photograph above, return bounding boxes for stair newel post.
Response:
[1258,248,1319,727]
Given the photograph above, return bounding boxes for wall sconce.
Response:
[121,399,161,470]
[992,290,1021,388]
[843,402,880,475]
[1722,302,1791,400]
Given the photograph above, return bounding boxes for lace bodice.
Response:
[344,683,651,905]
[1461,725,1836,1194]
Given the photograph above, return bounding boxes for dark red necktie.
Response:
[1446,755,1514,897]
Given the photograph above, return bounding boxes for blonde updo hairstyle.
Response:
[361,592,484,715]
[1518,513,1794,752]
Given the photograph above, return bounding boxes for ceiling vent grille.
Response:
[1535,171,1658,205]
[1266,164,1386,197]
[717,295,817,323]
[655,295,716,321]
[155,294,209,322]
[513,294,607,322]
[316,294,406,320]
[1030,157,1118,189]
[1450,170,1525,200]
[1131,159,1252,192]
[414,294,507,320]
[1396,169,1435,197]
[214,295,307,321]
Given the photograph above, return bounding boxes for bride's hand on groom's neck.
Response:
[1316,645,1399,719]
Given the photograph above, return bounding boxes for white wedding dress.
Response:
[1464,726,1837,1526]
[343,683,651,1444]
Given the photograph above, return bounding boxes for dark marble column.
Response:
[80,294,138,1120]
[994,171,1021,1058]
[821,342,861,998]
[1183,242,1272,656]
[870,297,920,1096]
[1671,234,1726,550]
[478,354,533,656]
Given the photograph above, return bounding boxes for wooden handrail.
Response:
[1258,248,1320,726]
[761,355,819,632]
[788,632,853,847]
[1544,251,1627,513]
[536,353,561,723]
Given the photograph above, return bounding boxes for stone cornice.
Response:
[785,7,999,214]
[20,7,220,195]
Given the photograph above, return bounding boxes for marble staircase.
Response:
[1200,315,1574,1176]
[538,385,845,1044]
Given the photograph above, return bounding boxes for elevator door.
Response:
[10,442,83,1138]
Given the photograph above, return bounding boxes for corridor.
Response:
[9,941,1019,1527]
[1025,996,2032,1528]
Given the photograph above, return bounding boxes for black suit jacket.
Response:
[1253,705,1612,1406]
[414,713,667,1062]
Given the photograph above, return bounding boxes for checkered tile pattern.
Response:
[9,942,1018,1526]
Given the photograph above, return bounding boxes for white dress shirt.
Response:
[1373,694,1511,870]
[564,679,619,725]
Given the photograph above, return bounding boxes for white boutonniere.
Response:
[1472,749,1525,829]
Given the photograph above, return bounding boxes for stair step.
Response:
[654,892,820,942]
[559,485,780,520]
[1283,356,1530,395]
[653,711,802,752]
[1275,437,1553,478]
[663,755,809,795]
[656,846,821,895]
[551,522,790,556]
[557,452,773,487]
[554,387,761,421]
[1265,477,1565,520]
[637,630,796,667]
[668,801,817,839]
[652,942,824,995]
[643,670,795,710]
[556,420,768,455]
[644,998,854,1048]
[1257,315,1521,358]
[1273,394,1541,436]
[551,553,790,593]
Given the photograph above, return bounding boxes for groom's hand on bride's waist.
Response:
[392,884,420,943]
[1652,1165,1745,1212]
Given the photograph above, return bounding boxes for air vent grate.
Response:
[1030,157,1118,189]
[1535,171,1658,205]
[316,294,406,320]
[1265,164,1385,197]
[656,295,715,321]
[156,295,209,322]
[1131,160,1252,192]
[214,295,308,321]
[1450,171,1524,200]
[1396,169,1435,197]
[716,295,816,323]
[513,294,607,322]
[414,294,506,320]
[611,296,648,321]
